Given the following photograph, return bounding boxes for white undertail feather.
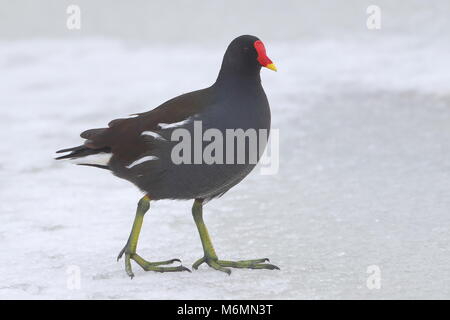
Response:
[69,153,112,166]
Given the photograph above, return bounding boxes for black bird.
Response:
[56,35,279,277]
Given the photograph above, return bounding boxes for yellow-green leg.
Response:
[191,199,279,275]
[117,195,190,278]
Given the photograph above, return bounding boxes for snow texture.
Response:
[1,2,450,300]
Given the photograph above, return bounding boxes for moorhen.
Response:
[56,35,279,277]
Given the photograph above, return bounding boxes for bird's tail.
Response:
[55,145,112,170]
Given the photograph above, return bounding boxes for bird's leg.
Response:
[191,199,279,275]
[117,195,190,278]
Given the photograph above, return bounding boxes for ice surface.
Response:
[0,33,449,299]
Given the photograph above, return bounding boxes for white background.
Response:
[0,0,449,299]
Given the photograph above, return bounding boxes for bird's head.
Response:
[219,35,277,78]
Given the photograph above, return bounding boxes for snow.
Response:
[1,4,450,299]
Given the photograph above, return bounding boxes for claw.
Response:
[170,258,182,264]
[181,266,192,273]
[251,263,280,270]
[268,264,280,270]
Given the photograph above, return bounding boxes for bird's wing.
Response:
[79,88,213,163]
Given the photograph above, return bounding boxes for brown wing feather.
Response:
[78,88,213,163]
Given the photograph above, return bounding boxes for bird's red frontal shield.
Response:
[253,40,277,71]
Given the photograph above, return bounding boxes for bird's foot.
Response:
[192,256,279,275]
[117,247,190,279]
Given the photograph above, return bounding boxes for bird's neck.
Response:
[215,52,262,88]
[215,68,261,89]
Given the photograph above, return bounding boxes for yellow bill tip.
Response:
[265,63,277,72]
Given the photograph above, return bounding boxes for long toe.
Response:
[124,254,135,279]
[192,256,278,274]
[146,258,182,266]
[145,265,192,273]
[209,260,232,275]
[219,259,280,270]
[132,254,190,273]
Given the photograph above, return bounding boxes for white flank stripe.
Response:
[70,153,112,166]
[141,131,167,140]
[158,119,190,129]
[126,155,159,169]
